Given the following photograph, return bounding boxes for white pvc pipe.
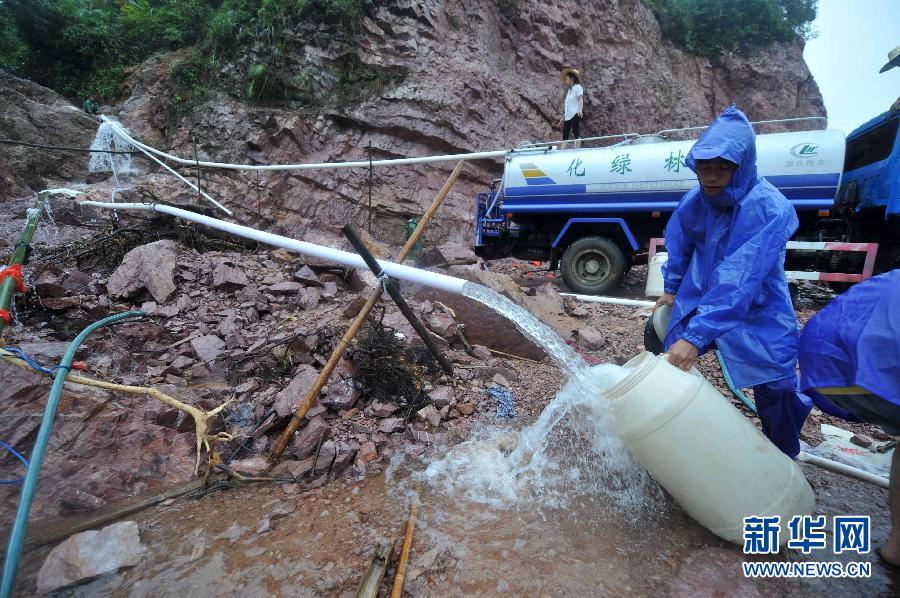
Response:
[103,117,507,172]
[129,140,232,216]
[797,451,890,488]
[79,201,468,296]
[560,293,655,308]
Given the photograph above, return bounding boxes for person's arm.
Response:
[577,93,584,118]
[679,204,797,353]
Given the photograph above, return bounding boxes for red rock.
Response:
[291,415,331,458]
[273,364,320,418]
[378,418,406,434]
[456,403,475,415]
[230,456,270,475]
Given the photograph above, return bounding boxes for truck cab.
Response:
[831,98,900,270]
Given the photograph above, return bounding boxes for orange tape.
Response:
[0,264,26,294]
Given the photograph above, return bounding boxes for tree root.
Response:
[0,351,234,474]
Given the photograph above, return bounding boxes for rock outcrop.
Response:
[92,0,823,247]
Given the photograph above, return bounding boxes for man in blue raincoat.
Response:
[798,270,900,566]
[653,104,811,458]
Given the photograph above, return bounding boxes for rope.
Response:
[0,348,81,377]
[0,440,28,485]
[0,139,138,155]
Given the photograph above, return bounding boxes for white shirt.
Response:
[564,84,584,121]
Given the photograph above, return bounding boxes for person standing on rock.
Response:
[652,104,812,458]
[560,67,584,149]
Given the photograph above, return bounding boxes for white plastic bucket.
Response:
[605,352,815,544]
[645,252,668,298]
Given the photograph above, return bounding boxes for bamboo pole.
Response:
[269,161,464,462]
[0,193,45,338]
[390,503,418,598]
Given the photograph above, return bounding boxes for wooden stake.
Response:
[269,161,464,462]
[390,503,418,598]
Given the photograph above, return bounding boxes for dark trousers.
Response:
[563,115,581,140]
[753,375,813,458]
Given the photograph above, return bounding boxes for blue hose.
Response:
[0,310,145,598]
[715,349,758,415]
[0,440,28,484]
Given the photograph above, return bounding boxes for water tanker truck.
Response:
[474,100,900,294]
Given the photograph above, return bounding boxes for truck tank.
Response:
[475,128,846,294]
[500,129,846,215]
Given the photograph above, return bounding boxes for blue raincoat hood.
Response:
[686,104,760,208]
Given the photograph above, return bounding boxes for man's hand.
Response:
[667,339,698,372]
[653,292,675,313]
[577,111,583,118]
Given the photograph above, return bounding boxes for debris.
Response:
[378,418,406,434]
[190,334,226,363]
[105,240,178,303]
[294,265,322,286]
[850,433,874,448]
[36,521,147,593]
[212,263,250,290]
[355,540,395,598]
[274,364,321,417]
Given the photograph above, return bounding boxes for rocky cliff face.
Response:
[2,0,824,246]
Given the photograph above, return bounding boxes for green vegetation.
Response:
[643,0,817,58]
[0,0,372,103]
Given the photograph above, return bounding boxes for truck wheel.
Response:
[561,236,626,295]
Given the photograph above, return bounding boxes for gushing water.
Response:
[389,283,654,512]
[90,118,135,203]
[89,119,135,175]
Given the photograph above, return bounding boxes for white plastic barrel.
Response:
[605,352,815,544]
[644,252,668,298]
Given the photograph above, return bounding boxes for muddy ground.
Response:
[1,201,897,596]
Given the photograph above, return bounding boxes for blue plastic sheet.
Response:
[489,386,517,418]
[662,105,801,388]
[799,270,900,408]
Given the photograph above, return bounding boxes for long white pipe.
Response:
[79,202,468,295]
[560,293,655,308]
[797,451,890,488]
[129,139,232,216]
[103,117,508,172]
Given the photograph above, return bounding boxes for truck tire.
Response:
[560,236,627,295]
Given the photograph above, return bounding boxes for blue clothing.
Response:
[753,376,813,458]
[662,105,801,389]
[799,270,900,412]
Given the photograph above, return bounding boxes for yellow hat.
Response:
[561,67,582,84]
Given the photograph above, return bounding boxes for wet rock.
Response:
[321,360,359,411]
[850,433,874,448]
[576,327,605,351]
[37,521,147,593]
[212,263,249,291]
[271,501,297,519]
[430,386,453,409]
[378,418,406,434]
[269,281,304,294]
[471,345,492,361]
[255,516,272,535]
[418,242,478,267]
[106,240,179,303]
[230,456,270,475]
[369,401,399,418]
[291,415,332,458]
[416,404,441,427]
[294,265,322,286]
[274,364,320,418]
[426,312,458,339]
[669,548,760,597]
[359,441,378,462]
[456,403,475,415]
[191,334,226,363]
